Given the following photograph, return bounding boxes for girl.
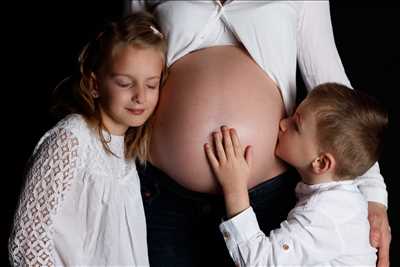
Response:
[9,12,166,266]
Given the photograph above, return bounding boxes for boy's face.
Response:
[276,101,319,170]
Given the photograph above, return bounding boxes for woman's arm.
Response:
[297,1,351,91]
[297,0,388,209]
[297,2,390,266]
[9,128,80,267]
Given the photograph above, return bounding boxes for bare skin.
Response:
[205,127,252,218]
[150,45,287,193]
[368,202,391,267]
[149,45,391,266]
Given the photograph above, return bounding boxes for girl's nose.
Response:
[132,86,145,103]
[279,118,288,132]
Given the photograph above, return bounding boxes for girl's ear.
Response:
[90,72,100,98]
[311,153,336,175]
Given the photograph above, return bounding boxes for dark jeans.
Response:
[137,162,300,267]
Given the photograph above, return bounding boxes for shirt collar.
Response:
[295,180,356,196]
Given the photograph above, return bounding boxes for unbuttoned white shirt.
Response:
[219,181,377,266]
[130,0,387,206]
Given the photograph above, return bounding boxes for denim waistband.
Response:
[137,161,300,203]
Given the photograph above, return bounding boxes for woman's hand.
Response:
[368,202,391,267]
[204,126,252,218]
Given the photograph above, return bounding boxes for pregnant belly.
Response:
[150,46,288,193]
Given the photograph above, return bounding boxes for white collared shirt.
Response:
[130,0,387,206]
[219,181,377,266]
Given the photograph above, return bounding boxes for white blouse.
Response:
[219,181,377,266]
[9,114,149,266]
[130,0,388,207]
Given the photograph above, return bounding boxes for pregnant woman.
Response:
[130,1,391,266]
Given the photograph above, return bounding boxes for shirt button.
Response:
[222,230,230,240]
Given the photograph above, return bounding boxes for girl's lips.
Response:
[126,108,145,115]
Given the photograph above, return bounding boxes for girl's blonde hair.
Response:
[52,12,167,163]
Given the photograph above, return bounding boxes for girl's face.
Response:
[95,45,163,135]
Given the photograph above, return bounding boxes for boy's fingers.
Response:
[230,128,243,157]
[214,131,227,163]
[204,143,219,169]
[244,145,253,168]
[222,126,234,160]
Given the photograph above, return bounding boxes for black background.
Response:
[2,1,399,266]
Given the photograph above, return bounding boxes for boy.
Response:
[204,83,388,266]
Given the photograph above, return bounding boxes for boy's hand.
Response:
[205,126,252,193]
[205,126,253,217]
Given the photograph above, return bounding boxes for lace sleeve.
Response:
[9,128,79,267]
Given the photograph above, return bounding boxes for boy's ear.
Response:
[311,153,336,175]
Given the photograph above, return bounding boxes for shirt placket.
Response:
[193,1,226,44]
[214,0,239,43]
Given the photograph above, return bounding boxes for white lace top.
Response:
[9,114,149,267]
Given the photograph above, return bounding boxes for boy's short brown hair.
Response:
[302,83,388,180]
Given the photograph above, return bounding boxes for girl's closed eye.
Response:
[114,76,134,88]
[146,77,161,90]
[146,83,159,90]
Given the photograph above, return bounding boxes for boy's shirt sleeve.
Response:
[219,206,343,266]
